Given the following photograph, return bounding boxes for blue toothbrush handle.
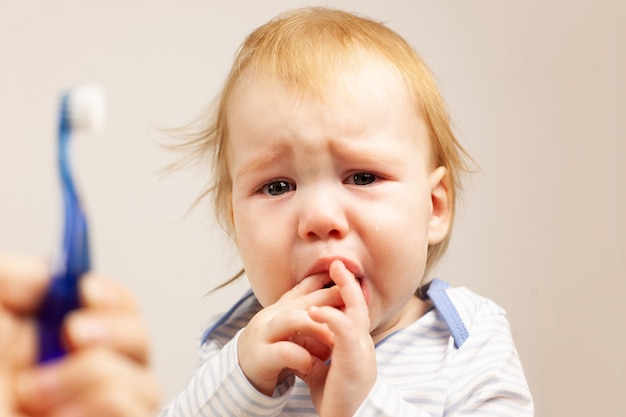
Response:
[37,272,82,362]
[37,91,91,363]
[37,226,90,362]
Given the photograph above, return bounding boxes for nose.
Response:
[297,186,349,241]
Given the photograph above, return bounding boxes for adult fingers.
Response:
[0,251,49,313]
[79,275,140,312]
[0,306,37,369]
[16,347,160,416]
[64,309,150,364]
[47,383,160,417]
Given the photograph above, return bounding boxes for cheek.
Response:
[366,195,431,269]
[231,201,268,252]
[232,209,294,307]
[373,192,431,236]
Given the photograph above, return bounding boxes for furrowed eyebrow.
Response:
[233,145,291,182]
[330,139,401,167]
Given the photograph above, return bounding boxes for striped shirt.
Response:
[160,280,533,416]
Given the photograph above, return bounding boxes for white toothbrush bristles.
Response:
[66,84,106,133]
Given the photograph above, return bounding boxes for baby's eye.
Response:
[345,172,377,186]
[260,180,295,196]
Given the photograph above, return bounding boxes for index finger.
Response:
[279,273,330,301]
[0,251,49,313]
[80,274,140,312]
[329,260,368,312]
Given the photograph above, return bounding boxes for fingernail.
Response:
[68,315,108,345]
[81,277,116,307]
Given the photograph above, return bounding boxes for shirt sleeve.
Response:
[159,330,294,417]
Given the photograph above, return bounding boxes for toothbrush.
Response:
[37,84,105,362]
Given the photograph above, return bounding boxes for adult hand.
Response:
[0,252,48,416]
[0,251,161,417]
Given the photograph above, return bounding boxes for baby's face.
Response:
[227,60,450,341]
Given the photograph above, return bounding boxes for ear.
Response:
[428,166,452,245]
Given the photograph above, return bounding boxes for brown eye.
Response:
[348,172,376,186]
[262,180,295,195]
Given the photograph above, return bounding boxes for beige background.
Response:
[1,1,624,415]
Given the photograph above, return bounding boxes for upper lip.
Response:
[303,256,364,280]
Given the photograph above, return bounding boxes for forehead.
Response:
[227,56,425,140]
[224,59,433,178]
[236,50,413,102]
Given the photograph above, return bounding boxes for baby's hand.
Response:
[300,260,376,417]
[237,274,341,396]
[16,273,161,417]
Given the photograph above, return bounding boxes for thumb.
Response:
[297,358,329,410]
[0,252,49,313]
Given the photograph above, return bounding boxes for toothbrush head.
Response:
[65,84,106,133]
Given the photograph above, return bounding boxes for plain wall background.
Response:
[1,1,624,415]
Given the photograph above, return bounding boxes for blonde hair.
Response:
[175,7,471,283]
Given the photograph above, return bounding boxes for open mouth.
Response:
[322,276,368,306]
[323,276,363,289]
[304,258,368,304]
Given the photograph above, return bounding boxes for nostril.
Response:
[304,228,344,241]
[329,229,341,238]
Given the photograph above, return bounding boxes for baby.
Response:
[161,7,533,417]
